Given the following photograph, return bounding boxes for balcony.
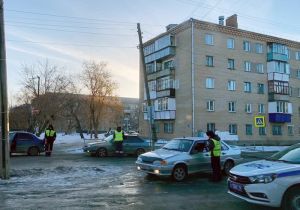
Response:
[267,52,288,62]
[147,67,175,81]
[267,72,289,82]
[145,46,175,63]
[156,88,175,98]
[269,113,291,123]
[268,93,290,101]
[144,110,176,120]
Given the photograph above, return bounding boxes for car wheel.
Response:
[96,148,107,157]
[172,164,187,182]
[136,148,145,156]
[223,160,234,176]
[282,187,300,210]
[28,147,39,156]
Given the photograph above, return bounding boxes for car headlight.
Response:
[137,157,142,162]
[153,160,168,166]
[249,174,277,184]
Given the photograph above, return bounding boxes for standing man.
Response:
[44,124,56,156]
[113,126,125,156]
[206,130,222,182]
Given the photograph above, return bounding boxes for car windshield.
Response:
[266,144,300,164]
[162,139,193,152]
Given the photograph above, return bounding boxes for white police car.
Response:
[228,143,300,210]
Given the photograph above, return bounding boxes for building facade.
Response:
[139,15,300,141]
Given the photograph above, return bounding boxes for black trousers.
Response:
[45,140,54,156]
[211,156,222,181]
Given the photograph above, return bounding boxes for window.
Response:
[228,101,236,112]
[296,51,300,60]
[163,60,174,70]
[297,70,300,79]
[227,38,235,49]
[206,56,214,67]
[268,43,288,55]
[259,127,266,135]
[256,63,264,73]
[206,78,214,89]
[257,83,265,94]
[148,80,156,91]
[288,125,294,136]
[228,59,235,70]
[258,104,265,113]
[164,122,174,134]
[229,124,237,135]
[274,61,289,74]
[272,125,282,135]
[244,82,252,92]
[245,104,252,113]
[207,100,215,111]
[157,76,174,91]
[205,34,214,45]
[207,123,215,132]
[244,61,251,72]
[243,41,251,52]
[255,43,263,54]
[228,80,236,91]
[276,101,288,113]
[246,124,253,135]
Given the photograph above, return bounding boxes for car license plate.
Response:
[229,181,244,193]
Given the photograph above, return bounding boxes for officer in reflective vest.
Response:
[113,126,125,156]
[206,130,222,182]
[44,124,56,156]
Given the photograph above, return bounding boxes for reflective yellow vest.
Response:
[114,131,124,142]
[45,129,56,137]
[212,138,221,157]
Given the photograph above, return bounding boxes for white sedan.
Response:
[136,137,242,181]
[228,143,300,210]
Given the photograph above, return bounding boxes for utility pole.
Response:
[137,23,157,150]
[0,0,10,179]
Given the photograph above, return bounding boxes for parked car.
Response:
[228,143,300,210]
[9,131,45,156]
[83,135,151,157]
[136,137,242,181]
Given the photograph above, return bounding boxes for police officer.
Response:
[45,124,56,156]
[113,126,125,156]
[206,130,222,182]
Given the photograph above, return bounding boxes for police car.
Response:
[228,143,300,210]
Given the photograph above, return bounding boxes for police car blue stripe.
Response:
[277,170,300,178]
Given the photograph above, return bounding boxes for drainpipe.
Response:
[191,18,195,137]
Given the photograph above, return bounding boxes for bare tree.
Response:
[81,61,118,139]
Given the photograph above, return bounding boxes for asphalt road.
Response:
[0,142,279,210]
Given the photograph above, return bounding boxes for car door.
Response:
[188,141,211,173]
[15,133,34,153]
[123,136,144,155]
[220,142,230,165]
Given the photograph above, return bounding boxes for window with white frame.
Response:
[207,123,215,132]
[288,125,294,136]
[206,55,214,67]
[148,80,156,91]
[276,101,288,113]
[164,122,174,134]
[256,63,264,73]
[257,83,265,94]
[246,124,253,135]
[244,61,251,72]
[244,82,252,92]
[229,124,237,135]
[243,41,251,52]
[296,51,300,60]
[206,100,215,111]
[206,77,215,89]
[272,125,282,135]
[255,43,263,54]
[228,101,236,112]
[205,34,214,45]
[157,76,174,91]
[258,104,265,113]
[227,38,235,49]
[245,103,252,113]
[228,80,236,91]
[157,98,169,111]
[228,59,235,70]
[259,127,266,135]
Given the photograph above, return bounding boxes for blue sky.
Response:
[3,0,300,105]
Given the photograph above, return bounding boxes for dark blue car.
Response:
[9,131,45,156]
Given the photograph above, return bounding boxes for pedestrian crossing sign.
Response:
[254,116,265,128]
